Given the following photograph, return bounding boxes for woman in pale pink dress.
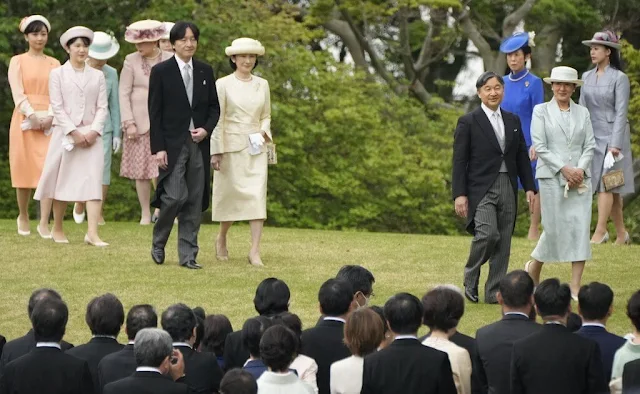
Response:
[119,19,172,224]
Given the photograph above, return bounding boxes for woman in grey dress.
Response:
[580,30,634,245]
[525,66,596,300]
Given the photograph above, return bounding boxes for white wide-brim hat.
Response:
[543,66,583,86]
[582,30,621,50]
[161,22,175,40]
[19,15,51,33]
[60,26,94,50]
[225,38,265,56]
[89,32,120,60]
[125,19,165,44]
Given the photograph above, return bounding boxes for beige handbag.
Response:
[602,169,624,191]
[267,143,277,165]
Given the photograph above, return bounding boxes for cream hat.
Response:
[124,20,165,44]
[89,32,120,60]
[161,22,175,40]
[19,15,51,33]
[60,26,94,50]
[225,38,265,56]
[582,30,621,50]
[543,66,583,86]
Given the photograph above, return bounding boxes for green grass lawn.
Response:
[1,219,638,345]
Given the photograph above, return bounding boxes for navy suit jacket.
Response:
[576,325,625,381]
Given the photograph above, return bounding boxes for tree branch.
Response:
[458,7,494,72]
[323,19,368,69]
[398,7,417,80]
[502,0,538,35]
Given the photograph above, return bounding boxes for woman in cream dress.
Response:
[211,38,272,267]
[34,26,109,247]
[8,15,60,238]
[525,67,596,299]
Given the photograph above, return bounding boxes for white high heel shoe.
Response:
[16,218,30,236]
[73,203,86,224]
[84,234,109,247]
[590,232,609,244]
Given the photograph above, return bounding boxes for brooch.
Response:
[525,81,530,87]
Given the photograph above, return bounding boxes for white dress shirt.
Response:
[481,103,508,172]
[36,342,61,349]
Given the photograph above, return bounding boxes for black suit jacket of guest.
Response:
[362,338,457,394]
[148,56,220,211]
[451,106,536,234]
[623,358,640,393]
[300,319,351,394]
[0,329,74,374]
[174,345,223,393]
[576,325,626,382]
[103,371,189,394]
[66,337,123,394]
[420,330,486,394]
[0,347,93,394]
[475,314,541,394]
[0,335,5,357]
[510,324,607,394]
[223,330,249,372]
[97,344,136,393]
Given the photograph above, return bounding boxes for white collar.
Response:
[481,103,502,119]
[92,335,117,339]
[323,317,346,323]
[504,312,530,318]
[128,340,135,345]
[136,367,162,374]
[582,323,606,329]
[394,335,418,341]
[175,55,193,71]
[545,321,565,326]
[172,342,192,349]
[36,342,61,349]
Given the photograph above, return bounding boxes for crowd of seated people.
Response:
[1,265,640,394]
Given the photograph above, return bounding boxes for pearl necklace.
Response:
[509,69,530,82]
[234,73,253,82]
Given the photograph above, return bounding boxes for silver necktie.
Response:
[183,64,193,105]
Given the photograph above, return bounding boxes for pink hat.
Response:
[125,20,165,44]
[19,15,51,33]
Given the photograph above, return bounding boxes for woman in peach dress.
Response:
[8,15,60,238]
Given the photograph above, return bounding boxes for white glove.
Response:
[603,152,615,170]
[113,137,122,153]
[62,136,75,152]
[249,133,265,147]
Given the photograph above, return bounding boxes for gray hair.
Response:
[134,328,173,367]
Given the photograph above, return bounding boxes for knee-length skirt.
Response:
[119,132,158,180]
[531,178,592,263]
[211,148,267,222]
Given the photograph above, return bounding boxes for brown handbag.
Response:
[602,169,624,191]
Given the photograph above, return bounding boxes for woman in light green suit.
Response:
[525,66,596,300]
[73,32,121,225]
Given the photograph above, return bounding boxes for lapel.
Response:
[548,98,570,139]
[502,110,515,152]
[191,60,203,110]
[169,56,191,108]
[473,106,502,153]
[568,99,580,139]
[63,61,88,90]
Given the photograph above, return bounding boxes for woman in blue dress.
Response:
[500,32,545,240]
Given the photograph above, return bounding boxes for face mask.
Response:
[356,294,370,308]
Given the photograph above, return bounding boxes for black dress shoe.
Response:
[151,248,165,265]
[181,260,202,270]
[464,287,479,303]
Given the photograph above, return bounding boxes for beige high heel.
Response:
[590,232,609,244]
[84,234,109,247]
[248,254,264,267]
[215,235,229,261]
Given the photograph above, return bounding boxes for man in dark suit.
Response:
[511,278,607,394]
[98,304,158,392]
[337,265,375,307]
[452,71,536,304]
[0,298,93,394]
[148,20,220,269]
[301,278,354,394]
[0,335,5,357]
[362,293,456,394]
[67,293,124,393]
[0,288,74,374]
[224,278,290,370]
[623,358,640,393]
[576,282,626,380]
[162,303,223,393]
[476,270,540,394]
[103,328,189,394]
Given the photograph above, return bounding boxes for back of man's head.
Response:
[28,288,62,318]
[318,278,354,317]
[241,316,273,358]
[219,368,258,394]
[31,297,68,343]
[499,270,535,308]
[134,328,173,368]
[627,290,640,332]
[260,325,297,372]
[161,303,196,343]
[336,265,375,297]
[534,278,571,318]
[578,282,614,321]
[384,293,423,335]
[85,293,125,336]
[253,278,290,316]
[126,305,158,341]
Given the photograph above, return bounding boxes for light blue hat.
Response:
[88,31,120,60]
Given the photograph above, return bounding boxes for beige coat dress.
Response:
[210,74,272,221]
[34,62,108,202]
